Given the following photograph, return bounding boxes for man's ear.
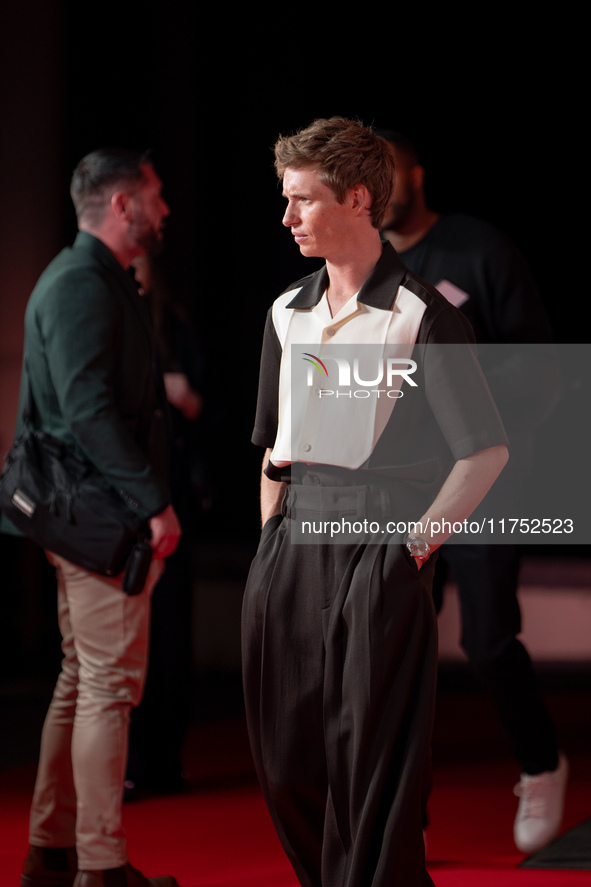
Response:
[411,164,426,192]
[111,190,132,221]
[349,183,372,216]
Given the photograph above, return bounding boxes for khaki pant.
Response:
[28,553,163,870]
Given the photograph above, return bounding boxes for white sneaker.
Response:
[513,753,569,854]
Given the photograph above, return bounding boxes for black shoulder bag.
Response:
[0,372,152,593]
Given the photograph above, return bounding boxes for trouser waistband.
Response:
[284,482,395,521]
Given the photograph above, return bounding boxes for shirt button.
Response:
[326,328,336,337]
[302,443,311,452]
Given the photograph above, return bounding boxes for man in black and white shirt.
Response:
[242,117,508,887]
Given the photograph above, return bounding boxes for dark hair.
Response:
[376,130,421,167]
[70,147,152,222]
[274,117,395,228]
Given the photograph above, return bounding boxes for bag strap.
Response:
[21,358,37,431]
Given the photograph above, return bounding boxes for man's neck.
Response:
[383,209,439,254]
[325,235,383,317]
[78,222,138,269]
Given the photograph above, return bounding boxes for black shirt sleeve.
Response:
[251,307,282,448]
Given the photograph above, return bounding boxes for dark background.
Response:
[2,4,584,525]
[0,3,586,716]
[63,5,584,532]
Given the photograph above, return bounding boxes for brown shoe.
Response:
[20,845,78,887]
[73,863,179,887]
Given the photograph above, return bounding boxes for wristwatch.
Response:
[404,534,431,562]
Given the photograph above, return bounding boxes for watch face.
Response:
[406,536,429,558]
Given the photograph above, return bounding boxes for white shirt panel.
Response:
[270,285,427,469]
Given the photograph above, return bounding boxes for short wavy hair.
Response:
[274,117,395,229]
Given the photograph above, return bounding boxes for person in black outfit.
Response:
[125,255,206,798]
[380,130,568,855]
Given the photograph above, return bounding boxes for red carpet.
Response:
[1,691,590,886]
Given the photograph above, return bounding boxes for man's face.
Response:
[128,163,170,255]
[282,167,355,262]
[380,148,417,231]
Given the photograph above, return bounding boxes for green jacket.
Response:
[2,232,171,534]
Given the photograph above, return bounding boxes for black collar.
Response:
[285,241,408,311]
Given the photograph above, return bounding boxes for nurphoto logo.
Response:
[302,352,417,399]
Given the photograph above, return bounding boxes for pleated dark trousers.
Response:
[242,498,438,887]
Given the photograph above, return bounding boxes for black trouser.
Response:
[435,543,559,775]
[241,478,437,887]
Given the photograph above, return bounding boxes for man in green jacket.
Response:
[15,149,182,887]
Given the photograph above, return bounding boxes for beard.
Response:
[381,178,415,232]
[381,196,413,232]
[130,213,165,256]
